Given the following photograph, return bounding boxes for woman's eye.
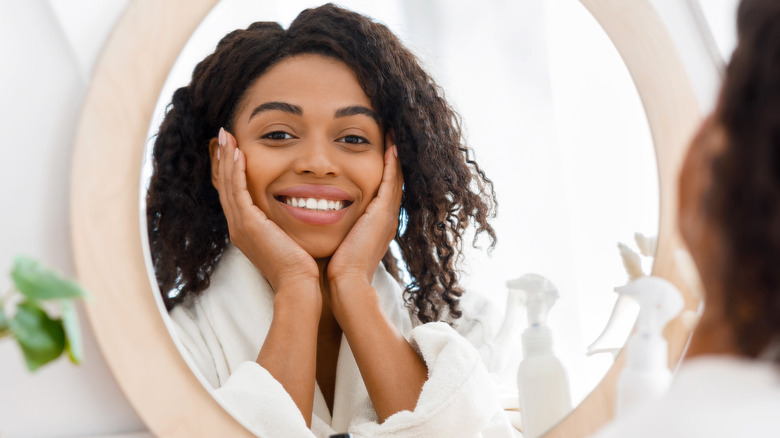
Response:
[262,131,294,140]
[339,135,368,145]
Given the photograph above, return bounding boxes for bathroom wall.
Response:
[0,2,147,437]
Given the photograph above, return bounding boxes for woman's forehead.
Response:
[235,54,375,122]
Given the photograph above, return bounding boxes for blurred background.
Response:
[0,1,738,436]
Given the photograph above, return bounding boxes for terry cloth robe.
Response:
[589,355,780,438]
[169,245,521,437]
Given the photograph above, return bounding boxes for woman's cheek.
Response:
[243,164,272,214]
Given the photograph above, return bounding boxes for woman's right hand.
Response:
[215,128,321,426]
[214,128,319,294]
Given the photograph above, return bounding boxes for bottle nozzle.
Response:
[614,276,683,336]
[507,273,559,326]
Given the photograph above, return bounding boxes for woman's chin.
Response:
[299,241,340,261]
[309,250,336,261]
[285,228,349,261]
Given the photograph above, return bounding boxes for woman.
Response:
[594,0,780,436]
[147,4,518,437]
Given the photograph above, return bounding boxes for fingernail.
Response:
[219,127,226,147]
[217,147,221,161]
[393,145,398,157]
[234,147,239,162]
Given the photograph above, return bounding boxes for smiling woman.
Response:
[144,5,515,436]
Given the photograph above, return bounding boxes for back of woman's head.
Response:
[147,4,497,322]
[709,0,780,359]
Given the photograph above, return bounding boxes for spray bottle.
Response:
[614,276,684,417]
[510,274,571,438]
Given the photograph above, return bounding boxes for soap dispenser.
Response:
[509,274,571,438]
[614,276,683,417]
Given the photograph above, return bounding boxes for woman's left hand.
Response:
[327,141,402,291]
[325,141,428,422]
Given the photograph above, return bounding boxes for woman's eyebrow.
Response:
[248,101,302,123]
[334,105,380,124]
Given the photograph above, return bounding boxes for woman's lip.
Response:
[280,201,349,225]
[275,185,353,201]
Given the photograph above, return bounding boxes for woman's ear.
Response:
[208,137,220,189]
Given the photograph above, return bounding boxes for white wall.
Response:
[0,1,738,437]
[0,2,147,437]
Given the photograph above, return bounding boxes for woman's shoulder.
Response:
[593,355,780,438]
[169,244,275,324]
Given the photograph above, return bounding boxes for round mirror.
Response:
[141,1,655,433]
[71,0,701,436]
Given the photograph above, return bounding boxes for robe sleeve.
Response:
[169,306,327,437]
[347,322,522,437]
[213,362,322,437]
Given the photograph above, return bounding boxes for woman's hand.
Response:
[326,141,403,292]
[215,128,322,427]
[214,128,319,293]
[324,141,427,422]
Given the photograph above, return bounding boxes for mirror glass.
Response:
[141,0,657,434]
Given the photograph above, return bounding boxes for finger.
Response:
[377,144,403,207]
[227,131,266,221]
[385,132,404,196]
[391,144,403,203]
[363,144,402,224]
[375,145,399,199]
[214,128,229,203]
[217,128,240,225]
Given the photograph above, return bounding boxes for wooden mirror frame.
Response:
[70,0,701,436]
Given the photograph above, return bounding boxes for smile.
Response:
[281,196,348,211]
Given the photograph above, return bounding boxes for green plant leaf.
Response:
[11,256,87,300]
[60,299,83,364]
[8,300,66,371]
[0,309,9,338]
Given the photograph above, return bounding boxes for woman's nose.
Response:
[293,138,340,177]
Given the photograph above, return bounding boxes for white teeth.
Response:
[284,197,346,211]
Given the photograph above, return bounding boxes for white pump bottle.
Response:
[614,276,684,417]
[509,274,571,438]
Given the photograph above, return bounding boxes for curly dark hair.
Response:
[706,0,780,360]
[146,4,497,323]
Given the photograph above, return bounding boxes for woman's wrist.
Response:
[273,279,323,317]
[329,278,378,325]
[257,259,319,295]
[328,272,372,294]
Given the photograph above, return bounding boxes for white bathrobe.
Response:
[169,245,521,437]
[590,355,780,438]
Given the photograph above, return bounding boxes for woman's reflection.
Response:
[593,0,780,435]
[145,4,519,436]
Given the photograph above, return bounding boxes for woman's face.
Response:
[229,54,385,259]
